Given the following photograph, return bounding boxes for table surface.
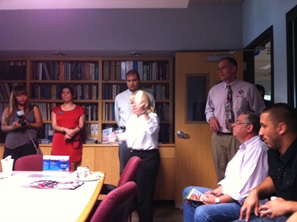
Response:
[0,171,105,222]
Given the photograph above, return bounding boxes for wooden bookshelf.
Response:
[0,57,174,144]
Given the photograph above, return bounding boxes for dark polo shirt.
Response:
[268,138,297,200]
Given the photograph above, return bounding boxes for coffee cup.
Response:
[1,157,14,178]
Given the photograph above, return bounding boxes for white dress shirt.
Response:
[218,136,268,204]
[205,79,265,133]
[114,89,155,128]
[117,113,160,150]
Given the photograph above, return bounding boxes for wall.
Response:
[0,4,242,56]
[242,0,297,103]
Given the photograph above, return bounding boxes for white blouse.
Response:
[117,112,160,150]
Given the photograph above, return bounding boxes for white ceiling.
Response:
[0,0,243,10]
[0,0,187,10]
[190,0,243,3]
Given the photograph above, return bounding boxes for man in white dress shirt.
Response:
[183,112,268,222]
[205,57,265,182]
[114,69,155,173]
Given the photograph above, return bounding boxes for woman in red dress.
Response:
[51,85,85,171]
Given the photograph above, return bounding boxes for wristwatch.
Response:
[215,197,220,204]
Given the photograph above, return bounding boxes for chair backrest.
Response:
[90,181,137,222]
[118,156,142,187]
[14,154,43,171]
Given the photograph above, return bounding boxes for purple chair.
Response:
[90,181,137,222]
[14,154,43,171]
[100,156,142,194]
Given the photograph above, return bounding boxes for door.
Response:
[174,52,243,207]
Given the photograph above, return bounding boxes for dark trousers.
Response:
[125,149,160,222]
[3,141,38,170]
[118,141,129,174]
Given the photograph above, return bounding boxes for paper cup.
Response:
[1,158,14,178]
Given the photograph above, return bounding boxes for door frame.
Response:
[244,26,274,102]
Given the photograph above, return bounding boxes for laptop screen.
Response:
[43,155,70,172]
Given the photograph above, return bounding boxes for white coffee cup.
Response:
[1,158,14,178]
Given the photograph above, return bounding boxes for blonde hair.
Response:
[6,85,31,121]
[130,90,154,114]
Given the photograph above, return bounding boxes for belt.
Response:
[129,149,158,153]
[216,132,233,135]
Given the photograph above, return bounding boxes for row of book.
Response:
[102,84,126,100]
[102,102,169,122]
[31,61,99,80]
[0,103,8,119]
[155,103,170,121]
[34,103,56,121]
[0,61,26,80]
[31,84,98,100]
[142,84,170,100]
[102,84,169,100]
[102,60,170,81]
[102,103,115,121]
[0,83,22,100]
[35,103,98,122]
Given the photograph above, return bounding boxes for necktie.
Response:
[225,85,235,132]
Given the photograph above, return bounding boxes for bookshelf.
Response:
[0,59,28,143]
[101,58,173,144]
[0,57,174,144]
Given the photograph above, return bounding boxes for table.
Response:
[0,171,105,222]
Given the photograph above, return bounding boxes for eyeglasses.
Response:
[235,120,251,125]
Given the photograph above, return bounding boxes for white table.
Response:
[0,171,105,222]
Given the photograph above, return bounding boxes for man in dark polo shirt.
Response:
[234,103,297,222]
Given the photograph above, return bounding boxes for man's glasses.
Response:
[235,120,251,125]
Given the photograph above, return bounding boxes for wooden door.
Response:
[174,52,243,207]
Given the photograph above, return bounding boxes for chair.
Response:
[90,181,137,222]
[14,154,43,171]
[100,156,142,195]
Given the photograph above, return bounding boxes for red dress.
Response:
[52,105,84,163]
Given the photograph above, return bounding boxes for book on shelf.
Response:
[110,61,116,80]
[184,187,205,203]
[103,61,110,80]
[42,63,50,80]
[89,63,95,80]
[120,61,126,80]
[115,61,121,80]
[126,61,133,73]
[0,61,26,80]
[59,61,64,80]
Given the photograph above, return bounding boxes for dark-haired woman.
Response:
[51,85,85,171]
[1,85,43,167]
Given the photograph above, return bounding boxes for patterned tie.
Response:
[225,85,235,132]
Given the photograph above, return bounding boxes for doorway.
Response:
[244,26,274,103]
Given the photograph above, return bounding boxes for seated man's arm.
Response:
[203,186,234,204]
[240,176,275,221]
[259,199,297,219]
